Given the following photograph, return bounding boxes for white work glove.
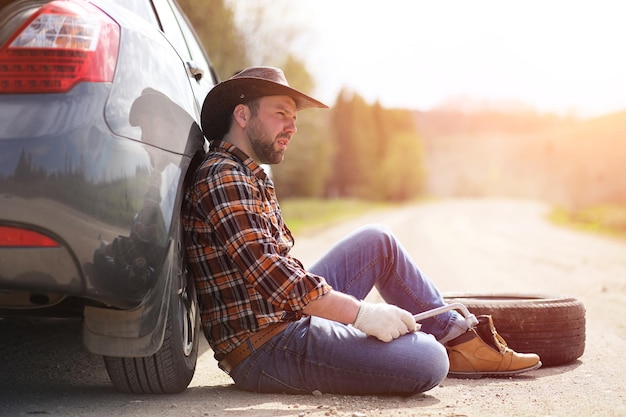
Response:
[352,302,421,342]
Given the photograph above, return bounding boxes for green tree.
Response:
[350,95,379,200]
[376,130,425,201]
[328,91,381,199]
[327,92,425,202]
[177,0,249,79]
[226,1,304,68]
[327,90,356,197]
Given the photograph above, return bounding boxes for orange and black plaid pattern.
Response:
[182,141,331,358]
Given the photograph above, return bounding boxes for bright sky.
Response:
[281,0,626,117]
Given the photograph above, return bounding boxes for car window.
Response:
[106,0,159,25]
[151,0,216,112]
[170,2,216,98]
[151,0,189,59]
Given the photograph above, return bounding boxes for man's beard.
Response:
[248,121,288,165]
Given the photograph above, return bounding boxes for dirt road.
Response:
[1,198,625,416]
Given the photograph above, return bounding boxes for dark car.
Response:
[0,0,216,393]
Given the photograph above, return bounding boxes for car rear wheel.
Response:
[103,255,200,394]
[443,293,586,367]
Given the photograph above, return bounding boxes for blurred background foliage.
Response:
[178,0,626,235]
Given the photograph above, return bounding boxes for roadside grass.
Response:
[281,198,626,241]
[280,198,392,235]
[549,204,626,240]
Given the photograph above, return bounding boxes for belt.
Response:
[218,322,289,374]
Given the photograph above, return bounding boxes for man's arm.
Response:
[301,289,360,324]
[302,290,419,343]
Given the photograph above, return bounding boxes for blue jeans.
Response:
[229,224,468,395]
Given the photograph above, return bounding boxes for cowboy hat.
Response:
[200,66,328,141]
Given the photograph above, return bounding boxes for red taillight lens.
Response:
[0,0,120,94]
[0,226,60,247]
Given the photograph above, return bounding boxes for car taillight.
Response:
[0,0,120,94]
[0,226,61,247]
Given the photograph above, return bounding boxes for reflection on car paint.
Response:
[89,88,191,302]
[105,28,199,149]
[0,83,203,307]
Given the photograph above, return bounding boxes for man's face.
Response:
[246,95,297,165]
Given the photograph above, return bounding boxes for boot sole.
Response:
[447,361,542,378]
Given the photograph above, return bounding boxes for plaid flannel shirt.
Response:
[182,141,331,359]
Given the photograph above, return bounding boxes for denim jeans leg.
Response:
[309,224,468,341]
[229,316,449,395]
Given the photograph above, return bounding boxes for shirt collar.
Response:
[209,140,268,182]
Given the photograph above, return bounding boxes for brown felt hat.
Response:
[201,66,328,141]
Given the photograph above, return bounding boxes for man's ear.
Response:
[232,104,249,128]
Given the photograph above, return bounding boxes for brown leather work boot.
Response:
[446,315,541,378]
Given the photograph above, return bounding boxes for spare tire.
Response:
[443,293,585,367]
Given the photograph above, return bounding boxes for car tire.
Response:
[103,249,200,394]
[443,293,586,367]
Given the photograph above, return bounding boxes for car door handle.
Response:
[186,61,204,81]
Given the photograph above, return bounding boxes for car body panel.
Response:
[0,0,214,357]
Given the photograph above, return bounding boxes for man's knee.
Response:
[406,335,449,394]
[354,224,397,247]
[382,333,448,394]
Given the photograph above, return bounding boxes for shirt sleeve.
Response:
[195,164,331,313]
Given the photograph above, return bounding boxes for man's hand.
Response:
[352,302,420,342]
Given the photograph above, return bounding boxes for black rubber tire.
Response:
[103,255,200,394]
[443,293,586,367]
